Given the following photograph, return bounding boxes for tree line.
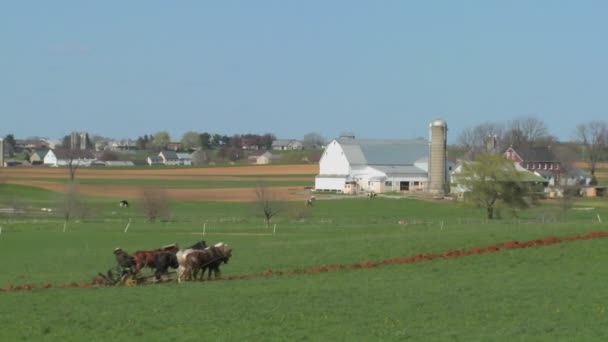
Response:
[456,115,608,176]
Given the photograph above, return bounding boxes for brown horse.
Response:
[132,244,179,274]
[178,242,232,282]
[201,243,233,280]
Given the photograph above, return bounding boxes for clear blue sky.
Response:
[2,1,607,142]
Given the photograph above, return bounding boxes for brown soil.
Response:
[2,230,607,293]
[8,180,309,202]
[1,164,318,202]
[0,165,318,179]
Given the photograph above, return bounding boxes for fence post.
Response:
[124,218,132,233]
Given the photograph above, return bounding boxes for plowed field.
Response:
[0,165,318,201]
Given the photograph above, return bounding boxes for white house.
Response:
[272,139,304,150]
[159,151,180,165]
[248,151,281,165]
[315,139,445,194]
[43,149,95,167]
[176,153,192,166]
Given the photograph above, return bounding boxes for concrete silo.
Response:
[428,119,448,195]
[0,137,4,167]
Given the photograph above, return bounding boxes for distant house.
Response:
[248,151,281,165]
[176,153,192,166]
[147,156,163,165]
[503,146,591,187]
[159,151,180,165]
[43,149,95,167]
[166,142,182,151]
[272,139,304,151]
[104,161,135,167]
[30,150,48,165]
[450,160,548,196]
[15,139,48,152]
[241,137,260,151]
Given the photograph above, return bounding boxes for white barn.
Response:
[315,120,449,194]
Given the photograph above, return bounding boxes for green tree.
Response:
[152,131,171,150]
[199,132,211,149]
[454,153,536,219]
[180,131,201,150]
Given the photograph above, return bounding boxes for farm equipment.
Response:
[93,269,177,287]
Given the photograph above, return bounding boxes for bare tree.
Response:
[141,188,170,222]
[255,183,281,228]
[502,116,549,149]
[303,132,326,149]
[63,182,84,223]
[457,122,504,159]
[574,121,608,176]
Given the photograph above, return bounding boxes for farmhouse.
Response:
[315,119,449,195]
[29,150,48,165]
[272,139,304,151]
[450,160,548,196]
[504,146,591,187]
[248,151,281,165]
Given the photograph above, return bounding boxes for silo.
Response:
[428,119,447,195]
[0,137,4,167]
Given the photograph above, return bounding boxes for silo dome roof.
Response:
[430,119,447,127]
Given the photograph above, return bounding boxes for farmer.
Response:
[113,248,135,276]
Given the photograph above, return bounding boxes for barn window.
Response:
[413,181,420,186]
[385,181,392,187]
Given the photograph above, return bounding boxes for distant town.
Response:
[0,131,326,167]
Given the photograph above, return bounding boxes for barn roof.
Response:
[337,138,428,166]
[512,146,558,162]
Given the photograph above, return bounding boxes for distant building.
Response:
[248,151,281,165]
[315,120,450,194]
[272,139,304,150]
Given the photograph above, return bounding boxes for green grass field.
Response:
[1,183,608,340]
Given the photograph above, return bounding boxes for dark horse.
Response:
[132,244,179,274]
[154,240,207,280]
[179,243,232,282]
[200,243,233,280]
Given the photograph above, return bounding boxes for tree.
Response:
[4,134,16,155]
[140,188,170,222]
[502,116,549,149]
[260,133,275,150]
[303,132,326,149]
[152,131,171,150]
[574,121,608,176]
[61,135,71,149]
[457,122,504,159]
[191,149,208,165]
[199,132,211,149]
[255,183,281,227]
[180,131,201,151]
[454,153,536,219]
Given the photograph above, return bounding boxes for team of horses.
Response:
[125,240,233,283]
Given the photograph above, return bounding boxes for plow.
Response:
[93,270,177,287]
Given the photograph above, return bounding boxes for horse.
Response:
[200,242,233,280]
[175,240,208,281]
[188,240,207,250]
[153,251,179,281]
[132,243,179,274]
[119,200,129,208]
[178,249,215,283]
